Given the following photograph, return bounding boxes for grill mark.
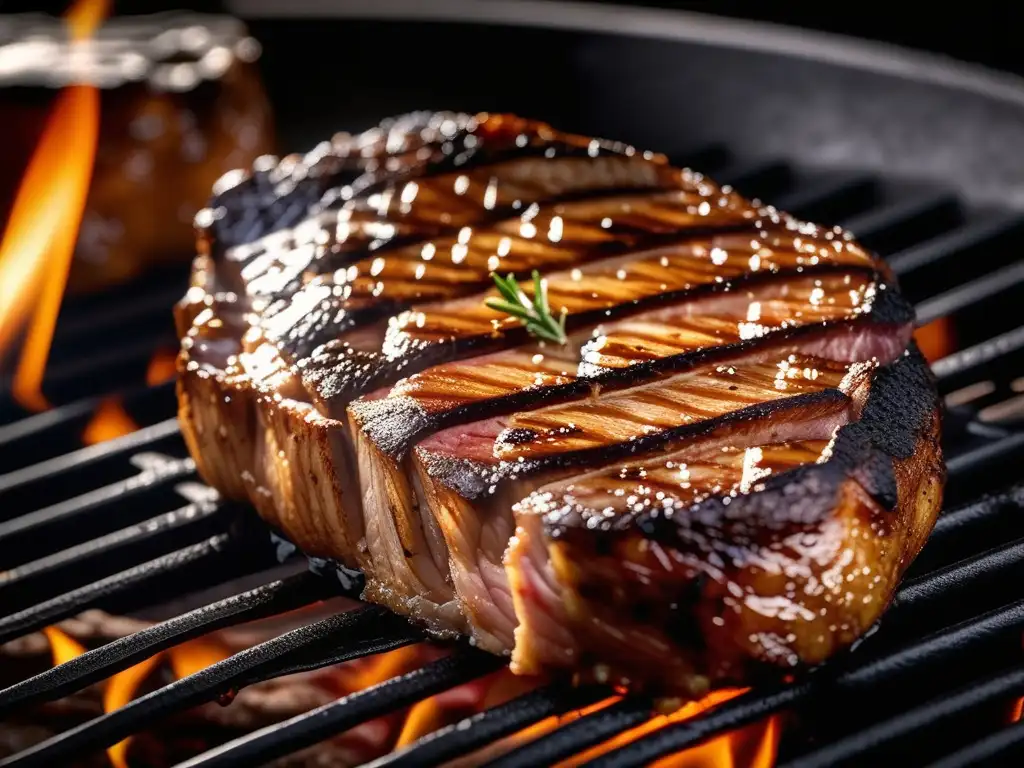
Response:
[419,388,853,500]
[256,202,757,358]
[223,155,702,302]
[203,111,654,254]
[492,356,849,463]
[347,270,903,456]
[382,225,872,350]
[525,441,832,530]
[309,226,877,409]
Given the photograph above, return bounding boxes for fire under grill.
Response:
[1,141,1024,767]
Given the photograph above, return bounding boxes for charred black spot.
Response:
[502,427,540,445]
[593,533,614,557]
[665,573,708,652]
[577,581,606,602]
[631,601,654,623]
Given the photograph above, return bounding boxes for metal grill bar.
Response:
[369,685,613,768]
[885,538,1024,634]
[0,607,420,768]
[717,160,792,199]
[0,572,329,716]
[778,664,1024,768]
[51,285,181,346]
[0,456,194,559]
[946,431,1024,483]
[915,260,1024,325]
[0,381,175,471]
[583,686,801,768]
[0,534,240,645]
[886,211,1024,276]
[840,191,958,253]
[926,719,1024,768]
[0,337,175,417]
[176,651,506,768]
[489,697,653,768]
[927,484,1024,558]
[774,174,876,219]
[932,325,1024,395]
[0,418,181,512]
[0,501,228,608]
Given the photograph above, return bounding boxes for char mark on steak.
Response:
[176,111,944,696]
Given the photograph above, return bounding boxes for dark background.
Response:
[3,0,1024,78]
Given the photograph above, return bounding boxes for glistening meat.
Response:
[175,111,944,695]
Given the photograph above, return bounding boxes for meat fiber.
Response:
[176,111,944,695]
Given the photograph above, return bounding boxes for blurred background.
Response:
[4,0,1024,74]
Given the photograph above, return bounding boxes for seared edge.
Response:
[506,347,944,694]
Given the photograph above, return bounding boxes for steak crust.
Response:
[176,112,944,695]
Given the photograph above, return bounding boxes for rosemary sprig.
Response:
[486,270,568,345]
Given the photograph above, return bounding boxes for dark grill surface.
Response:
[2,147,1024,768]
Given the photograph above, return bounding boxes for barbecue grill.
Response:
[3,1,1024,765]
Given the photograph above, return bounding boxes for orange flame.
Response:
[102,639,233,768]
[395,696,452,749]
[344,645,424,693]
[1012,698,1023,723]
[105,652,165,768]
[65,0,110,40]
[82,397,140,444]
[146,348,178,386]
[43,625,87,666]
[0,0,105,410]
[169,637,232,680]
[914,316,956,364]
[490,688,781,768]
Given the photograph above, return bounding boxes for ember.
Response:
[81,398,138,445]
[914,315,956,363]
[145,349,178,387]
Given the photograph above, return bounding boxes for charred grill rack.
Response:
[2,151,1024,768]
[4,5,1024,767]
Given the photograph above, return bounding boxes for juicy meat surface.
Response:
[176,111,944,696]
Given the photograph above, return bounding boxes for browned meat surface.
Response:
[175,111,944,695]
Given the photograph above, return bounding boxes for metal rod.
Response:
[888,538,1024,623]
[0,418,180,496]
[583,685,803,768]
[840,191,958,248]
[582,598,1024,767]
[488,696,652,768]
[887,211,1024,276]
[778,663,1024,768]
[773,174,875,219]
[0,606,413,768]
[946,431,1024,479]
[174,651,506,768]
[915,260,1024,326]
[0,456,193,551]
[0,571,330,717]
[0,501,227,599]
[924,719,1024,768]
[0,534,232,645]
[367,684,613,768]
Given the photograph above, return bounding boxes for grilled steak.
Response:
[176,112,944,695]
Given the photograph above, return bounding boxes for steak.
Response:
[176,112,944,695]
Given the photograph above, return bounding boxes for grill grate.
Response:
[2,147,1024,767]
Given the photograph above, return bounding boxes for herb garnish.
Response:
[486,270,568,345]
